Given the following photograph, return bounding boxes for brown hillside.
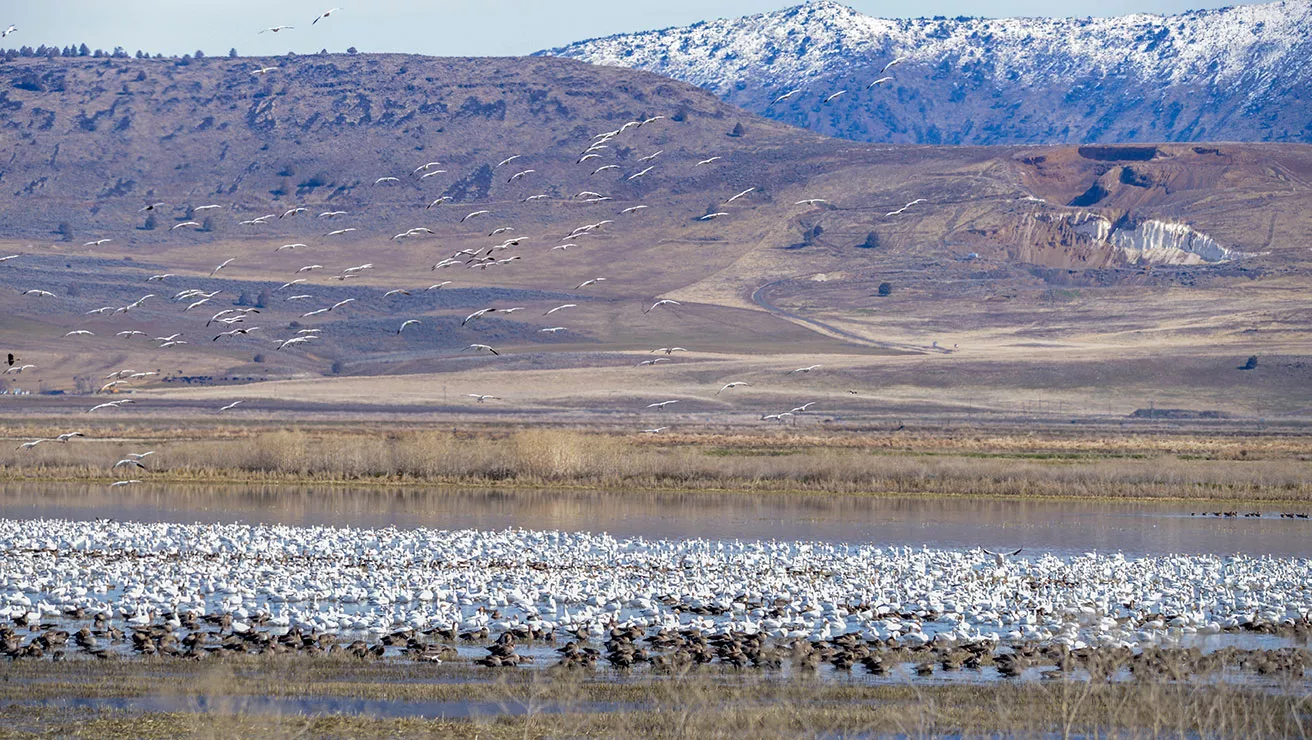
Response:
[0,54,1309,420]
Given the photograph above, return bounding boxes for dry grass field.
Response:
[4,424,1310,502]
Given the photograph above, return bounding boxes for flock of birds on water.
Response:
[0,519,1309,679]
[2,14,934,486]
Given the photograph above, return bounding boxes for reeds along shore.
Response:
[3,428,1311,501]
[0,658,1307,739]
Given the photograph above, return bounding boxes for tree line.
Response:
[0,45,240,61]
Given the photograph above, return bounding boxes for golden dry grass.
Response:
[4,425,1310,501]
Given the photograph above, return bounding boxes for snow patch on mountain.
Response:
[542,0,1312,144]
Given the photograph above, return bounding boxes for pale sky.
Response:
[2,1,1250,58]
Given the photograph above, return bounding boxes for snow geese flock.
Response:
[0,518,1310,670]
[6,94,869,440]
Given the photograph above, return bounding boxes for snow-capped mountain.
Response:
[540,0,1312,145]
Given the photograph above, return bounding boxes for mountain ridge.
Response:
[541,0,1312,145]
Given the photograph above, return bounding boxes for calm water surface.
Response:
[1,482,1308,558]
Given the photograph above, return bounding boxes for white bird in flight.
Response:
[462,308,496,326]
[218,401,244,412]
[466,394,499,403]
[2,25,16,38]
[644,299,680,313]
[725,187,756,204]
[770,89,801,105]
[790,364,821,374]
[646,400,679,410]
[982,547,1024,567]
[397,319,421,334]
[716,382,750,395]
[83,238,112,246]
[695,157,721,167]
[824,90,847,104]
[210,258,235,277]
[867,76,894,88]
[260,25,294,33]
[885,198,927,217]
[312,8,340,24]
[882,56,908,73]
[277,336,315,350]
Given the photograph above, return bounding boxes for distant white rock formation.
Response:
[1058,212,1232,265]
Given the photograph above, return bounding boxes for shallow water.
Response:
[2,481,1309,558]
[12,695,636,719]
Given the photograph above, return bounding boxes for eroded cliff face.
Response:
[1109,220,1233,265]
[1002,211,1233,269]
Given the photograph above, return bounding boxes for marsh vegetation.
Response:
[4,425,1310,502]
